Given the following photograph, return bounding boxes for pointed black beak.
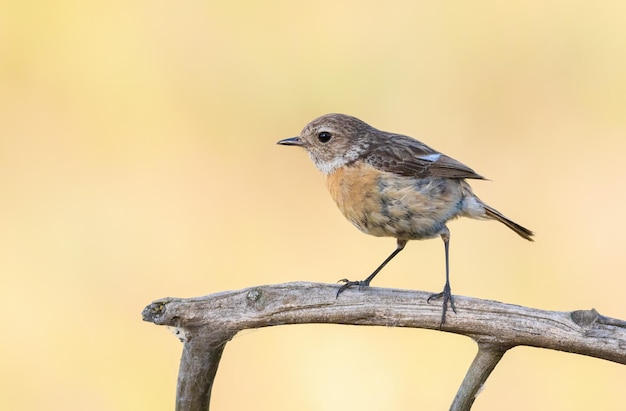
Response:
[277,137,304,146]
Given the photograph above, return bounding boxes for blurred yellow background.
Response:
[1,1,625,410]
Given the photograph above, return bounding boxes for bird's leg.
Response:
[337,239,407,297]
[427,229,456,327]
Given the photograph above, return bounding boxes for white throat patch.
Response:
[309,153,349,175]
[309,141,368,175]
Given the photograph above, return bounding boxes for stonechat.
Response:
[278,113,533,326]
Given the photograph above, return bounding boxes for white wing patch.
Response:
[419,153,441,162]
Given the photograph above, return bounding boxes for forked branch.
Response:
[142,282,626,411]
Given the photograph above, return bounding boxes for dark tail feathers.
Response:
[484,205,534,241]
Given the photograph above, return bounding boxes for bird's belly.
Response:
[326,164,464,240]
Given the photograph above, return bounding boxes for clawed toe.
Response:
[336,279,369,297]
[427,283,456,327]
[427,291,444,303]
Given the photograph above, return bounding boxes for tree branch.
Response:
[142,281,626,411]
[451,342,508,411]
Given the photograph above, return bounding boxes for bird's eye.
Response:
[318,131,332,143]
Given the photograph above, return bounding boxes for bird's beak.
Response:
[277,136,304,146]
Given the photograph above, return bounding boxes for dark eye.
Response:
[318,131,332,143]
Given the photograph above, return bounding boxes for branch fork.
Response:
[142,282,626,411]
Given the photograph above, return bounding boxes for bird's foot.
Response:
[427,283,456,328]
[336,279,370,298]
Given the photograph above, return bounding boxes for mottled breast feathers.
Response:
[364,134,484,180]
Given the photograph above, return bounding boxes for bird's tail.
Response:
[483,204,534,241]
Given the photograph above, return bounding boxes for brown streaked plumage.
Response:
[278,113,533,326]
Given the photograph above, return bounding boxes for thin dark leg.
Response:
[337,239,407,297]
[427,229,456,327]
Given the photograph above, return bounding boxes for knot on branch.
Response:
[245,288,267,310]
[571,308,626,330]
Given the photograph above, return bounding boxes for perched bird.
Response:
[278,113,533,326]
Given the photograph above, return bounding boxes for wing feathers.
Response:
[365,134,484,180]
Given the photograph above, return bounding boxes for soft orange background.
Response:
[1,1,625,410]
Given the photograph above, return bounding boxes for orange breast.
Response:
[325,161,465,240]
[326,163,384,234]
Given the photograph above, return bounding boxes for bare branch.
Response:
[142,281,626,411]
[451,343,508,411]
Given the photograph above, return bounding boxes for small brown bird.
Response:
[278,113,533,326]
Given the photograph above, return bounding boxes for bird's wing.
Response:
[364,134,485,180]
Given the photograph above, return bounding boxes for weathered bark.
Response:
[142,282,626,411]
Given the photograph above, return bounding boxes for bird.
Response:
[277,113,533,326]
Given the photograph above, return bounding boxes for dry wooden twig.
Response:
[142,281,626,411]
